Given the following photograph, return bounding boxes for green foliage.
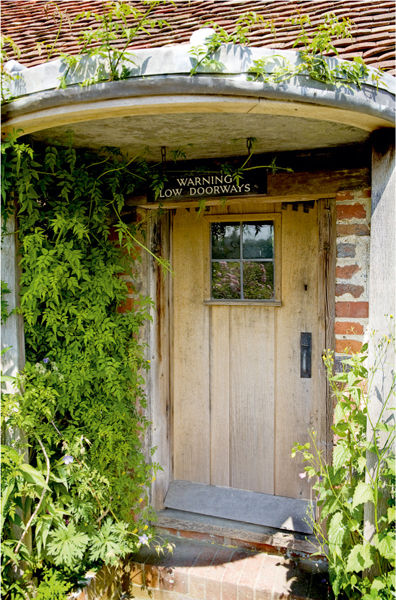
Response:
[1,280,11,323]
[2,4,386,107]
[1,137,174,597]
[59,0,169,87]
[292,328,396,599]
[2,7,382,103]
[189,12,273,75]
[247,12,381,89]
[35,4,66,63]
[35,570,72,600]
[188,11,379,89]
[1,442,53,596]
[1,35,20,102]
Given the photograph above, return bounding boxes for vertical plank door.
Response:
[171,203,325,502]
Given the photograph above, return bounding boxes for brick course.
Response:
[335,339,363,353]
[336,203,367,220]
[334,321,364,335]
[336,301,369,318]
[334,188,371,364]
[335,264,361,279]
[337,242,356,258]
[118,296,134,313]
[335,283,364,298]
[336,223,370,236]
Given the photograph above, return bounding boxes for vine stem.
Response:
[97,154,139,179]
[13,437,50,556]
[112,3,157,75]
[113,206,172,273]
[46,7,64,61]
[310,430,363,537]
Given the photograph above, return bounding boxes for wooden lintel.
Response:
[137,193,335,210]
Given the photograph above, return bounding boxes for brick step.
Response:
[76,534,332,600]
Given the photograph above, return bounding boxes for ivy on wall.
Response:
[1,135,172,597]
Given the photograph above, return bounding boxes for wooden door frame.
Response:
[317,198,336,464]
[147,197,336,510]
[144,210,172,510]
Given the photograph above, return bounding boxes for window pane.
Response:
[243,261,274,299]
[242,222,273,259]
[211,223,240,259]
[212,261,241,299]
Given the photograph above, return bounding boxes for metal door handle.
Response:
[300,332,312,378]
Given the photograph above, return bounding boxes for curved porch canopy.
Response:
[2,44,395,159]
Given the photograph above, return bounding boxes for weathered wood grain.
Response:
[172,209,210,483]
[274,204,322,499]
[210,306,230,486]
[146,212,172,509]
[171,200,326,521]
[155,508,319,555]
[318,199,336,464]
[229,306,275,494]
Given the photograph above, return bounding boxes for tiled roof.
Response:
[2,0,395,75]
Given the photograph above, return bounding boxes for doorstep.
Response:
[154,509,321,558]
[76,534,332,600]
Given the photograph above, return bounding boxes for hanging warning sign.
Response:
[156,170,267,200]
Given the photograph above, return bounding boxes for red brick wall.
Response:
[335,188,371,360]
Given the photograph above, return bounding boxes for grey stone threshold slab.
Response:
[164,480,315,535]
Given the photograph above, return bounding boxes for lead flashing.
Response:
[2,46,395,130]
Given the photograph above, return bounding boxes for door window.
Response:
[211,221,275,300]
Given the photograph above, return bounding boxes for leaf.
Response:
[0,481,15,534]
[346,543,374,572]
[35,516,53,556]
[370,578,386,592]
[328,511,346,546]
[18,463,49,489]
[372,532,396,562]
[352,481,374,509]
[1,540,22,564]
[47,522,89,567]
[357,456,367,472]
[318,488,340,519]
[333,442,351,470]
[333,401,347,425]
[88,517,128,564]
[385,455,396,476]
[387,506,396,523]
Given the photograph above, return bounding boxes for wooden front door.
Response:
[171,201,327,516]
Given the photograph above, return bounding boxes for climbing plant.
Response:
[293,331,396,599]
[189,11,273,74]
[190,11,381,88]
[58,0,169,87]
[247,13,380,89]
[2,4,382,98]
[1,34,21,102]
[1,134,172,598]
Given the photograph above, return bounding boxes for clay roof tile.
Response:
[1,0,394,73]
